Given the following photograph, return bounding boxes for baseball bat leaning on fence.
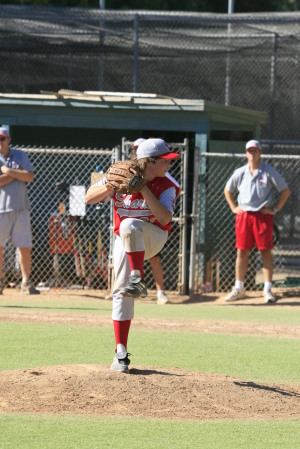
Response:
[94,206,109,286]
[97,226,108,285]
[54,180,69,284]
[70,218,82,279]
[78,218,93,288]
[78,234,86,282]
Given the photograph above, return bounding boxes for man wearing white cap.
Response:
[85,138,180,372]
[224,139,291,304]
[0,127,39,295]
[130,138,180,305]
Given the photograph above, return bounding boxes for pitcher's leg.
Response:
[112,235,134,320]
[111,235,134,373]
[119,219,167,299]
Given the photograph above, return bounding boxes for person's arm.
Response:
[140,185,172,225]
[261,187,291,215]
[85,183,111,204]
[224,187,243,214]
[0,173,15,187]
[0,165,34,182]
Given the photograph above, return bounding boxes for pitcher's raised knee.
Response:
[119,218,145,252]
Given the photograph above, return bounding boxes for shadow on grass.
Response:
[183,295,220,304]
[1,305,108,311]
[234,381,300,397]
[130,368,184,377]
[225,298,300,307]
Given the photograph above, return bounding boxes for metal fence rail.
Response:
[3,141,188,295]
[190,152,300,295]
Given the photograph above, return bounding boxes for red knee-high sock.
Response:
[113,319,131,351]
[126,250,145,277]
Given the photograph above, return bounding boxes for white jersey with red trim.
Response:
[113,176,180,235]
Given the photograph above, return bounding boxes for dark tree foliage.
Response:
[1,0,300,12]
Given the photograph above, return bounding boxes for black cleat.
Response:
[120,274,148,298]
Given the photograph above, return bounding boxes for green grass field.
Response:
[1,295,300,449]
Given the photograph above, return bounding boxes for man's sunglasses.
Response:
[0,137,8,142]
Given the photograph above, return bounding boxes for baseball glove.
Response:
[106,160,146,194]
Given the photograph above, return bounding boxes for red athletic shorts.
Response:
[235,211,274,250]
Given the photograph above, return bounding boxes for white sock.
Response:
[131,269,141,276]
[157,290,164,296]
[117,343,126,354]
[235,280,244,289]
[264,281,272,292]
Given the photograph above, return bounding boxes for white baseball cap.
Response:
[136,138,180,160]
[245,139,262,151]
[132,138,146,148]
[0,127,10,138]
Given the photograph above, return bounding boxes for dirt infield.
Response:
[1,365,300,420]
[0,287,300,420]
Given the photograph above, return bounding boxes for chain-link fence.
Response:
[2,7,300,143]
[3,140,189,295]
[4,146,115,291]
[190,152,300,295]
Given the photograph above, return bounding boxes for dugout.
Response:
[0,91,266,147]
[0,91,267,293]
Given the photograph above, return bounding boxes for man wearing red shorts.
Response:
[224,139,291,303]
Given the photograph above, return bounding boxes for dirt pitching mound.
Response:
[1,364,300,420]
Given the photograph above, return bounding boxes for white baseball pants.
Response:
[112,218,168,321]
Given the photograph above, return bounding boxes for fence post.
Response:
[133,13,139,93]
[269,33,277,153]
[189,146,200,295]
[225,0,234,105]
[98,10,105,90]
[181,138,189,294]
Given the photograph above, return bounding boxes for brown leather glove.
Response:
[106,160,146,194]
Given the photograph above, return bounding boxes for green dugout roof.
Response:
[0,91,267,135]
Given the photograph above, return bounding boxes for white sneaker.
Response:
[157,291,169,305]
[225,287,246,302]
[105,292,113,300]
[264,290,276,304]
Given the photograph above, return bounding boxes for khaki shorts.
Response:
[0,210,32,248]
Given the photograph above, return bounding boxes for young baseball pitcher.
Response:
[85,138,180,373]
[131,138,181,305]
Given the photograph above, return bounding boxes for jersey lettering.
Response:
[113,177,180,235]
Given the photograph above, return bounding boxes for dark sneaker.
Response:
[20,280,40,295]
[121,274,147,298]
[0,279,3,295]
[110,352,131,373]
